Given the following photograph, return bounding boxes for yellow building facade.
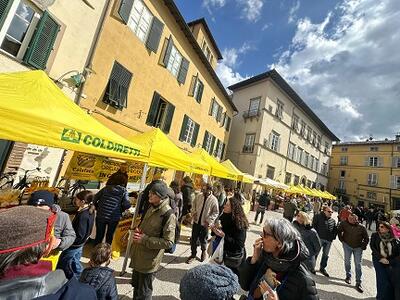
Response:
[329,138,400,211]
[78,0,235,168]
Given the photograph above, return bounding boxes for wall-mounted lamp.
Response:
[55,67,96,88]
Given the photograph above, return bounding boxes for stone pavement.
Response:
[83,210,377,299]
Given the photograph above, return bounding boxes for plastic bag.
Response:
[209,237,224,264]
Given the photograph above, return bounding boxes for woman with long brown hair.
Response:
[212,195,249,275]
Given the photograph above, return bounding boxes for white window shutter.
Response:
[391,175,396,189]
[277,137,281,152]
[378,157,383,167]
[268,133,272,149]
[364,157,369,166]
[375,174,378,185]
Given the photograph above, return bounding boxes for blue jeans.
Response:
[343,242,363,284]
[373,256,394,300]
[57,246,83,279]
[317,239,332,270]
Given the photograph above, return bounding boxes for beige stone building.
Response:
[227,69,339,191]
[78,0,235,165]
[329,137,400,211]
[0,0,107,184]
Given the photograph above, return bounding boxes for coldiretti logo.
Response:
[61,128,140,156]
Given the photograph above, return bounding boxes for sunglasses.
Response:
[325,210,333,213]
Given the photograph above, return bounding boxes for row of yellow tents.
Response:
[0,70,336,200]
[286,185,336,200]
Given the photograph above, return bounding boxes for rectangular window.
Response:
[340,156,348,165]
[179,115,199,147]
[288,142,295,160]
[370,146,379,152]
[166,44,183,77]
[394,157,400,168]
[341,147,348,152]
[224,115,231,131]
[397,176,400,189]
[266,165,275,179]
[300,121,306,136]
[312,131,317,145]
[340,170,346,178]
[275,100,283,119]
[303,152,309,167]
[215,139,224,159]
[193,78,204,103]
[369,157,378,167]
[325,141,330,154]
[146,92,175,134]
[368,173,378,186]
[315,159,320,172]
[292,114,299,131]
[306,126,312,141]
[128,0,153,42]
[321,163,327,175]
[202,131,216,154]
[285,173,291,184]
[306,180,312,188]
[209,98,222,122]
[297,147,303,164]
[367,192,377,200]
[269,131,280,152]
[248,97,261,114]
[103,61,133,109]
[243,133,255,153]
[309,156,314,169]
[317,135,321,149]
[293,175,300,185]
[339,180,345,190]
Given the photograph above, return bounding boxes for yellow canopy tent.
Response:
[188,149,238,180]
[128,128,210,174]
[323,191,336,200]
[311,188,326,198]
[0,70,148,162]
[243,173,257,184]
[221,159,252,183]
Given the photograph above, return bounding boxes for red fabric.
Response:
[1,260,52,280]
[339,209,351,222]
[392,224,400,238]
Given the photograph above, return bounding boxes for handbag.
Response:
[224,249,244,268]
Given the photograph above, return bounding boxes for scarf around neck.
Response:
[379,232,394,258]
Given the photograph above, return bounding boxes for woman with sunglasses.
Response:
[370,221,400,300]
[239,218,318,300]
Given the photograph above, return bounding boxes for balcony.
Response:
[242,145,254,153]
[243,109,261,119]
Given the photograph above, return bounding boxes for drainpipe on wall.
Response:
[389,141,394,209]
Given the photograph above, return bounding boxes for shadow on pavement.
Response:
[362,258,373,269]
[153,296,179,300]
[156,267,188,285]
[313,274,351,288]
[317,290,374,300]
[162,254,189,264]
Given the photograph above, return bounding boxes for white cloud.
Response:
[216,63,247,88]
[271,0,400,141]
[262,23,270,31]
[237,0,264,22]
[288,0,300,24]
[202,0,227,14]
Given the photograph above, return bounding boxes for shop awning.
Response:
[221,159,252,183]
[0,70,148,161]
[128,128,210,174]
[256,178,289,190]
[188,149,238,180]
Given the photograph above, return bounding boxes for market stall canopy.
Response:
[128,128,210,174]
[287,185,310,195]
[311,188,327,198]
[255,178,289,190]
[0,70,149,161]
[243,173,256,184]
[188,149,237,180]
[221,159,252,183]
[322,191,336,200]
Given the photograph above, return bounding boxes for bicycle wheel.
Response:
[70,183,86,199]
[0,175,13,189]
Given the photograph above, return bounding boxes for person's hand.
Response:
[379,258,389,264]
[52,238,61,249]
[251,237,263,264]
[132,228,145,244]
[212,227,225,237]
[259,280,279,300]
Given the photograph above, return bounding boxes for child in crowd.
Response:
[80,243,118,300]
[57,190,95,278]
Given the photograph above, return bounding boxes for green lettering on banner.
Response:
[83,135,92,145]
[107,141,114,150]
[116,144,123,153]
[92,138,101,147]
[123,146,129,154]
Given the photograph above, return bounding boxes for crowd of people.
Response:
[2,169,400,299]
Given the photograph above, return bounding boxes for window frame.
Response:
[291,114,299,131]
[368,173,378,186]
[182,116,195,144]
[369,156,378,167]
[285,172,291,184]
[166,43,183,78]
[270,131,280,152]
[127,0,153,43]
[340,156,348,165]
[275,99,284,119]
[266,165,275,180]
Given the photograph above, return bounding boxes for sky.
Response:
[175,0,400,142]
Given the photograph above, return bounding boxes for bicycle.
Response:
[56,178,87,213]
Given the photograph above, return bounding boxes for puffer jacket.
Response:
[239,239,319,300]
[312,212,337,242]
[51,204,76,250]
[181,182,194,216]
[79,267,118,300]
[130,199,176,273]
[293,221,321,257]
[94,185,131,222]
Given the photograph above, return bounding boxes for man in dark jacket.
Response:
[283,197,298,222]
[28,190,76,251]
[312,205,337,277]
[337,213,369,293]
[181,175,194,218]
[137,169,166,216]
[0,206,96,300]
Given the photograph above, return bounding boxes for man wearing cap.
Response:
[187,183,219,264]
[28,190,76,251]
[130,181,176,300]
[0,206,97,299]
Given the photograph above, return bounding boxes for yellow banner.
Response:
[65,152,144,182]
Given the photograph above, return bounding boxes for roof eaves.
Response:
[163,0,237,112]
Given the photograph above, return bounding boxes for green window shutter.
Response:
[23,11,60,70]
[146,17,164,53]
[162,103,175,134]
[177,57,189,84]
[118,65,132,108]
[191,123,200,147]
[163,37,173,66]
[188,75,197,96]
[220,112,226,127]
[179,115,189,142]
[146,92,161,126]
[221,143,226,160]
[0,0,12,30]
[209,135,216,155]
[196,80,204,103]
[202,130,209,149]
[209,98,215,116]
[214,139,220,157]
[216,105,223,122]
[225,116,231,131]
[104,62,132,109]
[118,0,134,24]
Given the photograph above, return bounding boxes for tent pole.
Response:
[120,163,148,275]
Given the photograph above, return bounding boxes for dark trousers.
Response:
[317,239,332,270]
[190,222,208,257]
[132,270,155,300]
[94,218,119,245]
[254,210,265,224]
